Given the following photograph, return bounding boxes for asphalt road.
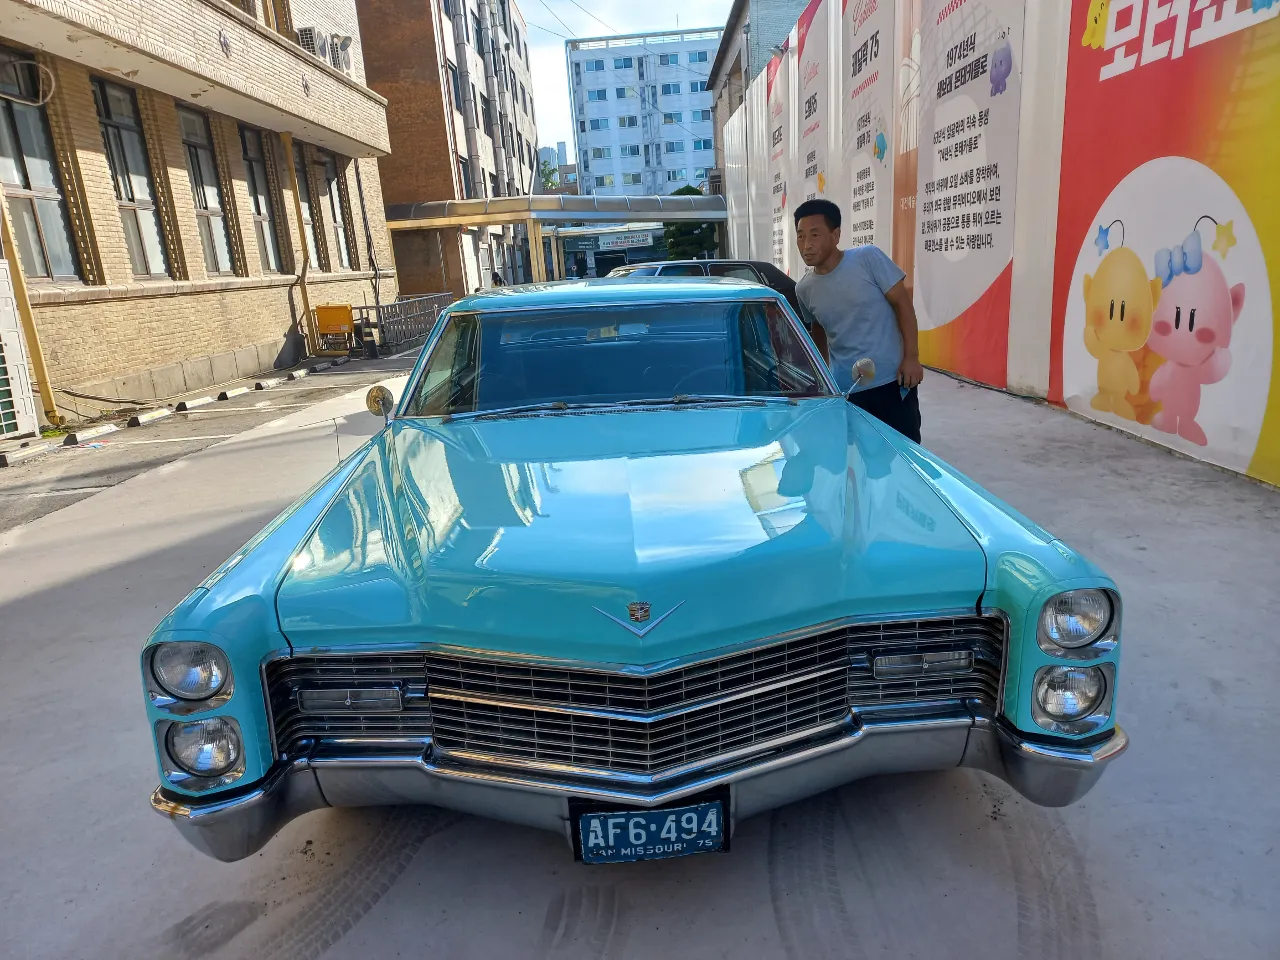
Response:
[0,373,1275,960]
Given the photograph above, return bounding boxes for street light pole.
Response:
[741,22,754,260]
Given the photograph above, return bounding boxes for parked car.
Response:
[608,259,801,315]
[145,278,1127,864]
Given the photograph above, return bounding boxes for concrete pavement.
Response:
[0,373,1275,960]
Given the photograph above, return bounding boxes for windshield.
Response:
[402,299,833,417]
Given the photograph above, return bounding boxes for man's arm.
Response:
[883,279,924,389]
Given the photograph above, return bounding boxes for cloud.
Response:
[523,0,732,152]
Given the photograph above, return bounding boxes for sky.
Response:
[521,0,734,153]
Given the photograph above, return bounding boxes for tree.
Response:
[663,185,718,259]
[539,159,559,192]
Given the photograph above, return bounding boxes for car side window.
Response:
[656,264,705,276]
[708,264,760,281]
[404,314,480,416]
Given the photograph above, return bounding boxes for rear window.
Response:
[656,264,706,277]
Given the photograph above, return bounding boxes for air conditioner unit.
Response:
[330,35,354,75]
[296,27,330,63]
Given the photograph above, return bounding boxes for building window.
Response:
[613,56,633,69]
[489,172,498,197]
[689,51,709,63]
[591,147,611,159]
[689,80,708,93]
[615,86,635,99]
[447,62,463,112]
[315,152,352,270]
[458,155,474,198]
[517,131,525,160]
[584,59,605,71]
[520,84,528,113]
[564,171,577,183]
[666,169,686,182]
[664,141,684,153]
[470,12,481,42]
[471,83,480,126]
[694,167,709,180]
[0,49,78,280]
[239,127,281,273]
[622,172,642,185]
[177,108,234,276]
[663,112,682,124]
[587,89,607,101]
[578,120,587,132]
[589,118,609,130]
[620,144,640,157]
[661,83,680,95]
[659,53,678,66]
[618,115,638,128]
[692,108,713,122]
[92,78,168,278]
[594,174,614,187]
[292,143,321,267]
[480,94,494,137]
[693,138,713,151]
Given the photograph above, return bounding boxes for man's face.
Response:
[796,215,840,266]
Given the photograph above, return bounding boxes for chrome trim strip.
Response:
[425,664,850,722]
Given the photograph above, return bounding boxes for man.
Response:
[793,198,924,443]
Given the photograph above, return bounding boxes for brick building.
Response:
[358,0,541,297]
[0,0,397,423]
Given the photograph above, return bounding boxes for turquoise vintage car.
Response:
[144,279,1127,864]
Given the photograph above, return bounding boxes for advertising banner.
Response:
[912,0,1025,387]
[1052,0,1279,484]
[766,41,793,273]
[797,0,831,207]
[841,0,896,250]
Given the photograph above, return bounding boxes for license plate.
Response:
[578,801,725,864]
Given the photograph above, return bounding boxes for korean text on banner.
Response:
[841,0,895,251]
[913,0,1026,388]
[767,41,793,274]
[797,0,831,206]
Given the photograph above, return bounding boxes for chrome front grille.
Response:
[266,615,1004,776]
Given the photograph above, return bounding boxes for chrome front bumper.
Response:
[151,708,1128,862]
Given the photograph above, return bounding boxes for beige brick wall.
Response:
[8,49,398,397]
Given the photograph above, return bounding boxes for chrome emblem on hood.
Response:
[594,601,684,638]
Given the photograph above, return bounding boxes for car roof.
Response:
[449,277,776,311]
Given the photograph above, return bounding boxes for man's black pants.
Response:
[847,382,922,443]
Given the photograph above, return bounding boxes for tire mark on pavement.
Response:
[162,900,267,959]
[535,885,628,960]
[767,792,866,960]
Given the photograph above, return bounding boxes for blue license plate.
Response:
[578,801,725,864]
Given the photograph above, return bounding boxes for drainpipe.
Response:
[0,183,62,426]
[478,1,509,196]
[741,23,755,261]
[487,0,519,197]
[279,132,319,357]
[451,3,485,199]
[352,160,382,310]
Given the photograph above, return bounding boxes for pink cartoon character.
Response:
[1147,221,1245,446]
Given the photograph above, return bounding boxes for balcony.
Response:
[0,0,389,156]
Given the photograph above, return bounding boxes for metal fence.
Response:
[354,293,453,355]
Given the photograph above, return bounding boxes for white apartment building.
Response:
[566,28,723,197]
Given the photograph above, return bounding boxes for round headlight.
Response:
[152,642,230,700]
[1035,666,1105,721]
[1039,590,1112,649]
[166,717,241,777]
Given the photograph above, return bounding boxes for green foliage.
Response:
[663,185,718,260]
[539,160,559,191]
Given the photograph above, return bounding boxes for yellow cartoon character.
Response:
[1082,0,1109,48]
[1082,242,1162,421]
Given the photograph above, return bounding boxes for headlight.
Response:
[1039,589,1112,650]
[152,642,230,700]
[1035,666,1105,721]
[165,717,241,777]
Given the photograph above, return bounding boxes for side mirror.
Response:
[852,358,876,389]
[366,385,396,423]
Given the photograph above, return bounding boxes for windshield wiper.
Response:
[443,401,573,422]
[442,394,800,423]
[668,394,797,406]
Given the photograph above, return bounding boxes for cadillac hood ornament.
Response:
[594,601,684,638]
[628,601,652,623]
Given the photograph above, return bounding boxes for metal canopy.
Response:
[385,194,728,230]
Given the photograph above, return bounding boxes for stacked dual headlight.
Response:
[1033,589,1116,734]
[150,642,242,780]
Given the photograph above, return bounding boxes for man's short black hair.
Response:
[793,198,841,230]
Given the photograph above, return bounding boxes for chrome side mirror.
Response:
[852,358,876,389]
[366,385,396,423]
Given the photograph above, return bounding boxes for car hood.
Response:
[276,399,987,665]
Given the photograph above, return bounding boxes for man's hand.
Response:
[898,355,924,389]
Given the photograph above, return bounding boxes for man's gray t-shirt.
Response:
[796,246,906,394]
